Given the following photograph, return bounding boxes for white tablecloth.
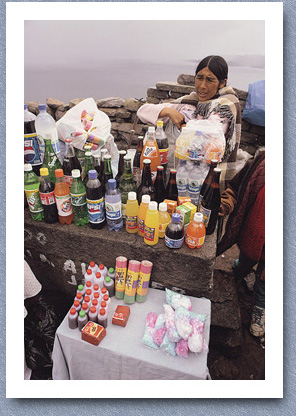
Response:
[52,288,211,380]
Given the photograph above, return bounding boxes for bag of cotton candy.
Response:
[165,288,192,311]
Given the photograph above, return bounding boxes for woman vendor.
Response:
[137,55,242,190]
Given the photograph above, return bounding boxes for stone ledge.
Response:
[156,81,195,94]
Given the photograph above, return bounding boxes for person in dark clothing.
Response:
[217,149,265,337]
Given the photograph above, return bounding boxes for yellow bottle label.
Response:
[137,271,151,296]
[126,215,138,230]
[125,269,139,296]
[115,266,127,293]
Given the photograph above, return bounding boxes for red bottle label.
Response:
[159,148,169,165]
[40,191,56,205]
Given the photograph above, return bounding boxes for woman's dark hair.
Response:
[195,55,228,83]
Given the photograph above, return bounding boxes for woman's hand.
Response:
[159,108,185,130]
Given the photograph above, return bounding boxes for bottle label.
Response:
[64,175,73,187]
[177,178,187,192]
[138,218,145,233]
[87,197,105,224]
[144,225,155,242]
[165,235,184,249]
[188,180,201,194]
[143,146,157,158]
[121,203,127,220]
[159,222,170,232]
[105,201,122,220]
[185,234,205,248]
[24,133,42,165]
[132,167,142,185]
[115,266,127,293]
[25,188,43,213]
[159,148,169,165]
[137,270,151,297]
[199,205,211,227]
[125,269,139,297]
[126,215,138,230]
[39,191,56,205]
[47,154,58,168]
[71,191,87,206]
[55,194,73,216]
[151,170,157,184]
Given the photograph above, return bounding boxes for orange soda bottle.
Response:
[158,202,171,238]
[137,194,151,237]
[54,169,74,224]
[185,212,206,249]
[140,126,161,183]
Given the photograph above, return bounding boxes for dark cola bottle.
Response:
[133,136,144,187]
[137,159,155,204]
[39,167,58,223]
[155,120,169,182]
[62,137,81,187]
[154,165,165,204]
[165,169,178,201]
[199,167,221,235]
[199,159,218,205]
[115,150,127,187]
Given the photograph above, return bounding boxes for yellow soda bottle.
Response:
[125,192,139,233]
[158,202,171,238]
[144,201,159,246]
[137,194,151,237]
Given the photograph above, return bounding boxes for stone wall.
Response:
[26,74,265,155]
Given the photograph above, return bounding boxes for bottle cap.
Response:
[138,136,144,140]
[24,164,33,172]
[38,104,46,111]
[72,169,80,178]
[159,202,167,212]
[82,303,88,311]
[73,300,80,307]
[99,308,106,316]
[148,126,155,133]
[86,280,91,287]
[128,191,137,201]
[119,150,127,155]
[214,167,222,173]
[24,104,28,110]
[85,151,92,157]
[156,120,163,127]
[79,310,86,318]
[88,169,97,179]
[87,269,92,275]
[77,284,84,291]
[142,195,151,204]
[105,276,111,283]
[70,307,76,315]
[149,201,158,211]
[103,294,109,302]
[90,306,96,314]
[143,159,151,165]
[92,299,98,306]
[96,272,101,278]
[94,292,100,299]
[101,287,107,294]
[211,159,218,164]
[93,284,99,291]
[84,144,91,150]
[76,292,82,299]
[90,261,95,268]
[172,213,181,223]
[157,165,164,170]
[84,296,90,303]
[99,264,104,270]
[108,268,114,274]
[40,167,49,176]
[104,154,111,160]
[86,289,92,296]
[65,138,73,143]
[108,179,116,190]
[123,154,131,161]
[170,169,177,174]
[194,212,203,223]
[55,169,64,178]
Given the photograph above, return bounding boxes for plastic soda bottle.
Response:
[41,137,62,184]
[140,126,161,182]
[165,213,185,249]
[24,164,44,221]
[125,191,139,233]
[144,201,159,246]
[185,212,206,249]
[24,104,42,176]
[62,138,82,187]
[158,202,171,238]
[86,169,105,229]
[35,104,61,161]
[137,194,150,237]
[54,169,74,224]
[105,179,123,231]
[70,169,89,226]
[39,167,58,223]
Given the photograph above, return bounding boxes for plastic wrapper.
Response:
[175,338,189,358]
[188,312,207,354]
[153,313,167,346]
[163,304,181,343]
[141,312,159,350]
[165,288,192,311]
[160,331,176,356]
[174,306,193,340]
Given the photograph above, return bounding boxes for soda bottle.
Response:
[70,169,89,226]
[102,154,113,194]
[75,147,86,180]
[185,212,206,249]
[125,191,139,233]
[86,169,105,229]
[165,213,185,249]
[83,151,95,186]
[133,136,144,187]
[98,148,108,183]
[24,164,44,221]
[105,179,123,231]
[140,126,161,182]
[24,104,42,176]
[54,169,74,224]
[165,169,178,201]
[199,159,218,205]
[115,150,127,187]
[35,104,61,162]
[188,161,204,207]
[137,159,155,204]
[199,167,221,235]
[62,138,82,187]
[154,165,165,204]
[176,160,189,197]
[42,137,62,184]
[118,155,137,220]
[158,202,171,238]
[137,194,151,237]
[39,167,58,223]
[144,201,159,246]
[155,120,169,181]
[93,154,101,177]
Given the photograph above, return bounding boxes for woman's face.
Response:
[195,67,226,101]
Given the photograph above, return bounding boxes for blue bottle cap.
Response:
[108,179,116,190]
[38,104,47,111]
[24,104,28,110]
[172,213,181,223]
[88,169,97,179]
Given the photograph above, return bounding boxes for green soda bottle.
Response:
[75,148,86,181]
[83,151,95,186]
[118,154,137,220]
[24,163,44,221]
[70,169,89,226]
[42,137,62,184]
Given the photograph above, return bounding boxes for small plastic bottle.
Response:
[81,302,89,315]
[98,308,108,328]
[185,212,206,249]
[100,300,107,312]
[158,202,171,239]
[144,201,159,246]
[78,310,88,331]
[54,168,74,224]
[84,269,94,285]
[35,103,61,160]
[101,287,109,298]
[107,268,116,279]
[93,283,100,294]
[72,300,81,313]
[68,307,78,329]
[91,298,99,312]
[103,276,115,297]
[77,284,85,297]
[75,292,83,304]
[102,293,111,308]
[88,261,98,274]
[93,291,101,304]
[98,264,108,278]
[105,178,123,231]
[94,272,104,288]
[88,306,98,323]
[137,194,150,237]
[84,280,92,291]
[83,296,92,309]
[125,191,139,233]
[85,289,93,301]
[165,213,185,249]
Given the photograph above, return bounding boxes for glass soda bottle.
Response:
[185,212,206,249]
[39,167,59,223]
[24,164,44,221]
[98,148,108,183]
[93,154,100,176]
[83,151,95,186]
[199,167,221,235]
[155,120,169,182]
[75,147,86,180]
[86,169,105,229]
[42,137,62,184]
[105,179,123,231]
[165,213,185,249]
[125,191,139,234]
[144,201,159,246]
[115,150,127,187]
[140,126,161,183]
[70,169,89,226]
[154,165,165,204]
[118,154,137,220]
[165,169,178,201]
[133,136,144,187]
[102,154,113,194]
[137,194,150,237]
[24,104,42,176]
[158,202,171,238]
[54,169,74,224]
[35,104,61,162]
[199,159,218,205]
[137,159,155,204]
[62,138,82,187]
